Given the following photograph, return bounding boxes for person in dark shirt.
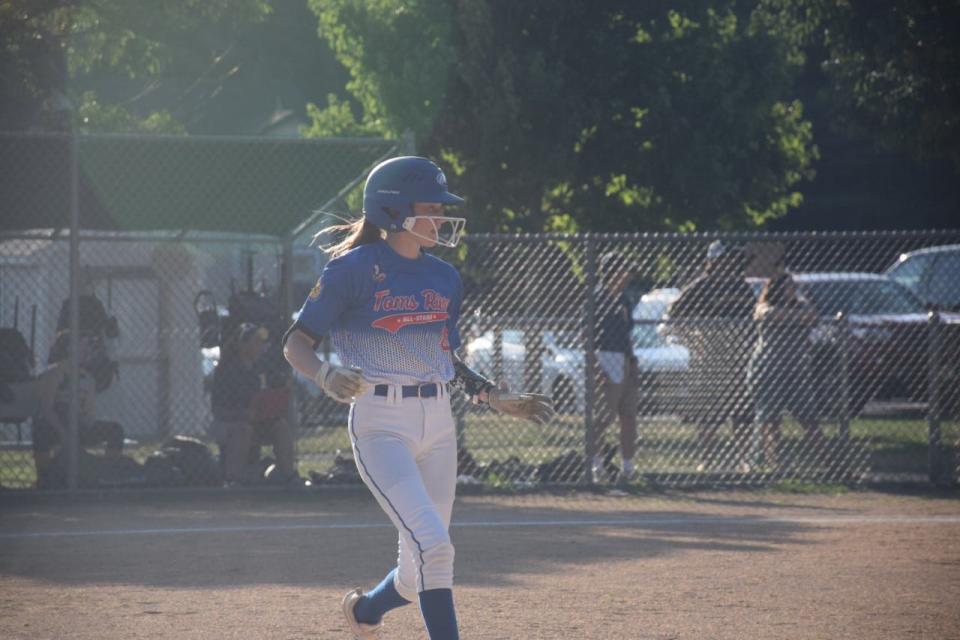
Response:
[748,271,825,466]
[667,241,756,471]
[589,251,639,483]
[210,323,296,485]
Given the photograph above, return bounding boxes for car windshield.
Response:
[799,279,926,316]
[633,322,666,348]
[543,330,580,349]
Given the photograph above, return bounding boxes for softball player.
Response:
[283,156,553,640]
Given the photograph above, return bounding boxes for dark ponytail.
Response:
[320,218,384,258]
[759,272,799,308]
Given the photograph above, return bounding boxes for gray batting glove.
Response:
[314,362,370,404]
[488,387,555,424]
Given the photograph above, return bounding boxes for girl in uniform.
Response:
[283,156,552,640]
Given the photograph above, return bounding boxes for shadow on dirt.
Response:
[0,489,837,589]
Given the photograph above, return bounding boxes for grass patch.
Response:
[3,414,955,491]
[0,450,35,489]
[768,479,851,495]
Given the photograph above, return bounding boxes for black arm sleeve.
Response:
[282,320,321,349]
[450,351,495,402]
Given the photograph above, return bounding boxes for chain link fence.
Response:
[451,232,960,488]
[0,131,402,490]
[1,132,958,491]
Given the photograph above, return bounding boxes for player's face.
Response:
[410,202,445,248]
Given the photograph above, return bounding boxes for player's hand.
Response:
[488,385,555,424]
[314,363,369,404]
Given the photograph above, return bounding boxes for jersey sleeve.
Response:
[290,256,354,344]
[446,268,464,351]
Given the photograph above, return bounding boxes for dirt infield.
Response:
[1,488,958,640]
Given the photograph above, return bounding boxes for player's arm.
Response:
[282,258,368,403]
[283,327,368,404]
[282,329,324,382]
[450,351,495,404]
[450,351,554,424]
[444,270,551,422]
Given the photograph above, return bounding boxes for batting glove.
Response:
[314,362,369,404]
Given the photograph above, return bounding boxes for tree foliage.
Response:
[755,0,960,171]
[1,0,271,132]
[307,0,818,232]
[76,91,186,134]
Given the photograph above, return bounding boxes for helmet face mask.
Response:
[363,156,466,244]
[401,214,467,248]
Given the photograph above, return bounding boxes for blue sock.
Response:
[418,588,459,640]
[353,568,411,625]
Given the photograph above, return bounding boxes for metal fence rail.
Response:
[1,134,957,491]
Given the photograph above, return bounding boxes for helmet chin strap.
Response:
[402,216,467,248]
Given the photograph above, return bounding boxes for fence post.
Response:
[926,311,944,485]
[836,312,851,446]
[66,128,81,492]
[582,235,598,485]
[493,327,503,383]
[282,237,299,444]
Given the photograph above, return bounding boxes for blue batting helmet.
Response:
[362,156,464,232]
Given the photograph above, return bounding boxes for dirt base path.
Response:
[1,489,958,639]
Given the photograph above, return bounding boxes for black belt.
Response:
[374,383,444,398]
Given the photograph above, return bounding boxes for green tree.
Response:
[1,0,271,132]
[75,91,186,134]
[755,0,960,171]
[307,0,817,232]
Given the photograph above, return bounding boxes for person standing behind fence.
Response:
[748,272,826,466]
[32,331,125,489]
[283,156,553,640]
[589,251,640,483]
[667,240,756,471]
[210,322,297,486]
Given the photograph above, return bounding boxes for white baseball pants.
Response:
[348,384,458,601]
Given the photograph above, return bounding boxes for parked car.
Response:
[468,270,959,421]
[631,288,689,414]
[885,244,960,312]
[464,328,577,411]
[464,289,689,416]
[747,272,960,415]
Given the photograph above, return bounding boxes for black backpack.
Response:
[144,435,221,487]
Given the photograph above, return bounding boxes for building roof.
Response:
[0,132,398,237]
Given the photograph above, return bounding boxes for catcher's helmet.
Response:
[362,156,466,246]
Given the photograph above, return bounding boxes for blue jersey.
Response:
[293,240,462,385]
